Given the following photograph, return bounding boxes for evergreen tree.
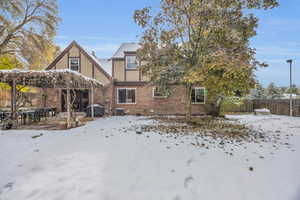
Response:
[266,82,281,99]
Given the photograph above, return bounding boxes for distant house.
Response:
[280,94,299,99]
[45,41,210,115]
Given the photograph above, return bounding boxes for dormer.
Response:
[112,43,147,82]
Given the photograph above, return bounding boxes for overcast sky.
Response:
[55,0,300,87]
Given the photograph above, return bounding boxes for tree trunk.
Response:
[210,97,224,117]
[186,85,192,121]
[42,88,47,107]
[10,80,17,120]
[67,88,71,128]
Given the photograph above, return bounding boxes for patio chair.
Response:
[0,113,16,130]
[0,112,7,123]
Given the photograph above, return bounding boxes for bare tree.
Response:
[61,89,78,126]
[0,0,60,63]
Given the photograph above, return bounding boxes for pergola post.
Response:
[66,88,71,128]
[10,79,17,120]
[91,84,95,119]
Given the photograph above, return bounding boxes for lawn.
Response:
[0,115,299,200]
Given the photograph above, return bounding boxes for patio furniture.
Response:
[46,107,57,117]
[0,112,10,123]
[0,111,17,130]
[1,107,58,126]
[86,104,105,117]
[19,110,35,125]
[115,108,125,116]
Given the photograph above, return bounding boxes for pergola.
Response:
[0,69,103,128]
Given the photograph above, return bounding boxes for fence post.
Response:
[290,98,293,116]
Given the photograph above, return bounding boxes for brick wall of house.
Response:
[103,83,114,114]
[13,84,211,116]
[112,84,210,115]
[39,88,61,110]
[43,87,107,112]
[92,87,103,105]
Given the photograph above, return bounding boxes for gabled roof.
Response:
[97,58,112,76]
[87,52,112,76]
[46,41,111,80]
[112,43,140,59]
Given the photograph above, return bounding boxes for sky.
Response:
[55,0,300,87]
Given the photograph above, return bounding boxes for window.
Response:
[153,87,168,98]
[126,55,137,69]
[117,88,136,104]
[69,57,80,71]
[191,87,205,104]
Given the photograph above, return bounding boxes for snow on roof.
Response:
[97,59,112,76]
[84,50,112,77]
[112,43,140,58]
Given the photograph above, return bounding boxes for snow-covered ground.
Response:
[0,115,300,200]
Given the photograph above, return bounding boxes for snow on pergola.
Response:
[0,69,103,127]
[0,69,103,89]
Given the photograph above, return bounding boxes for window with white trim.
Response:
[117,88,136,104]
[153,87,167,98]
[69,57,80,71]
[191,87,205,104]
[126,55,137,69]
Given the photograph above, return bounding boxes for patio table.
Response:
[19,107,56,125]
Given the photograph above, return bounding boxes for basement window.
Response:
[69,57,80,72]
[126,55,137,69]
[117,88,136,104]
[191,87,205,104]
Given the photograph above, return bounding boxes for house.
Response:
[45,41,111,112]
[45,41,209,115]
[109,43,209,115]
[280,94,299,100]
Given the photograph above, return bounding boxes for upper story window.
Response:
[126,55,137,70]
[191,87,206,104]
[69,57,80,72]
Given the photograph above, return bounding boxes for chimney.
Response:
[92,51,96,57]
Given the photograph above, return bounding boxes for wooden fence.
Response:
[222,99,300,117]
[252,99,300,117]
